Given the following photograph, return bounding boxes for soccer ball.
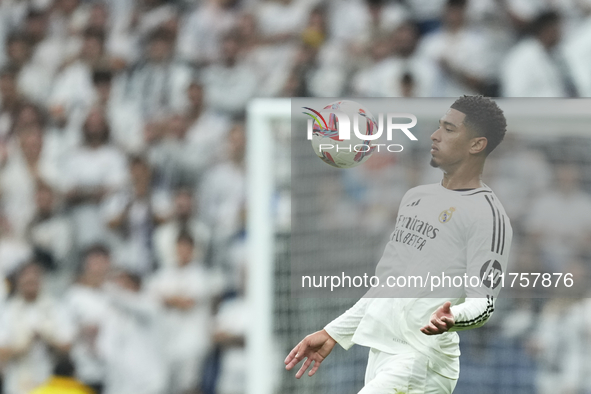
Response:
[310,100,378,169]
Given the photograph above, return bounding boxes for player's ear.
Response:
[469,137,488,155]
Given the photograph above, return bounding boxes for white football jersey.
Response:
[325,182,512,379]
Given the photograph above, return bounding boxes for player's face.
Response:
[430,108,473,170]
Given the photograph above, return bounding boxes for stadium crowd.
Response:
[0,0,590,393]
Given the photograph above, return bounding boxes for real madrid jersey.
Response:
[324,182,513,379]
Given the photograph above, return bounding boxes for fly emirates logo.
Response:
[391,214,440,251]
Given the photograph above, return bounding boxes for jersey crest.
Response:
[438,207,456,223]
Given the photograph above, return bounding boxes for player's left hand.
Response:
[420,301,455,335]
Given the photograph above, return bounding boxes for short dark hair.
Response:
[26,9,46,20]
[84,243,111,259]
[177,231,195,246]
[0,65,19,79]
[148,28,175,44]
[53,356,76,377]
[450,95,507,154]
[6,32,30,46]
[82,109,111,145]
[92,69,113,85]
[129,154,150,168]
[530,10,560,36]
[121,270,142,289]
[447,0,467,8]
[83,27,105,44]
[401,72,414,85]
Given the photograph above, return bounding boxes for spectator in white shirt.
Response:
[25,181,73,273]
[0,0,49,34]
[326,0,408,48]
[201,32,258,116]
[255,0,319,51]
[351,21,435,98]
[279,41,345,97]
[131,0,179,42]
[502,10,578,97]
[417,0,493,96]
[8,102,74,169]
[148,232,223,394]
[9,102,47,139]
[23,9,72,82]
[184,81,231,174]
[104,156,171,275]
[351,34,396,97]
[126,28,193,118]
[558,292,591,394]
[153,187,212,269]
[485,135,552,229]
[0,261,74,394]
[90,69,144,155]
[237,9,300,98]
[0,123,61,238]
[198,123,245,273]
[530,290,590,394]
[0,210,32,282]
[3,33,53,113]
[146,113,202,189]
[525,164,591,273]
[563,11,591,96]
[97,270,168,394]
[62,108,128,250]
[213,264,247,394]
[63,244,112,394]
[48,0,83,38]
[49,28,111,126]
[177,0,239,66]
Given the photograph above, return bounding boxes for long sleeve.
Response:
[449,296,494,331]
[324,298,372,350]
[105,284,159,321]
[449,194,512,331]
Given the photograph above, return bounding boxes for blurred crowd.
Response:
[0,0,591,393]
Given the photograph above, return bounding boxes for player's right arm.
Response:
[285,297,371,378]
[323,297,371,349]
[284,329,336,378]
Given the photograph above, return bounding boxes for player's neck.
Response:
[440,161,484,190]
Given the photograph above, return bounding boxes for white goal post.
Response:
[246,98,291,394]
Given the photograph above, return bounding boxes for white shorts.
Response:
[359,347,457,394]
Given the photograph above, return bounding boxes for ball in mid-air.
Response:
[310,100,378,169]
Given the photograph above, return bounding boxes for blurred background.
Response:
[0,0,590,393]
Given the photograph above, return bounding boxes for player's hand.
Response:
[420,301,455,335]
[284,329,337,378]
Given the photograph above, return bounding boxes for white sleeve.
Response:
[104,151,129,190]
[101,191,128,222]
[53,304,77,345]
[451,195,512,331]
[449,296,494,332]
[105,285,159,320]
[324,298,371,350]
